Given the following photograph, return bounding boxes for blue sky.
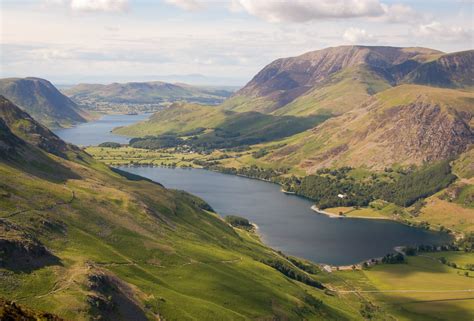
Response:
[1,0,472,86]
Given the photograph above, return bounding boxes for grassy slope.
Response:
[113,103,228,136]
[113,102,329,149]
[0,144,362,320]
[272,65,391,117]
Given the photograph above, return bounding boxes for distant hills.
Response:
[119,45,473,171]
[0,77,90,128]
[63,81,233,110]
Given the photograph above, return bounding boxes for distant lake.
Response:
[54,114,149,146]
[56,115,451,265]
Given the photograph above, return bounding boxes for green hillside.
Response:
[114,102,329,149]
[113,103,229,136]
[0,96,363,320]
[0,77,90,128]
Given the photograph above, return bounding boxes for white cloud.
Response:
[45,0,128,12]
[416,21,472,42]
[234,0,386,22]
[165,0,204,11]
[71,0,128,12]
[343,27,375,43]
[379,4,419,23]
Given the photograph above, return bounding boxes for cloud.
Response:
[343,27,376,43]
[234,0,386,22]
[165,0,204,11]
[45,0,128,12]
[379,4,419,23]
[416,21,472,42]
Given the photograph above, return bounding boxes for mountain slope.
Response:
[223,46,442,114]
[113,102,229,136]
[260,85,473,172]
[0,77,89,128]
[63,81,232,106]
[0,96,361,320]
[404,50,474,88]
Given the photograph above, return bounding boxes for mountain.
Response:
[0,96,362,320]
[0,77,90,128]
[63,81,233,107]
[116,46,473,167]
[222,46,472,116]
[257,84,473,171]
[403,50,474,88]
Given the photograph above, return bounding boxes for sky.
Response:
[1,0,473,86]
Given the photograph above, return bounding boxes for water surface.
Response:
[54,114,149,146]
[121,166,451,265]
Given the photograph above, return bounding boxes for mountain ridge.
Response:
[224,46,471,115]
[0,77,90,128]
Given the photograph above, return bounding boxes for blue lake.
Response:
[56,115,451,265]
[54,113,149,146]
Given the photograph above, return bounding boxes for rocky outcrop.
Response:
[376,103,473,163]
[266,85,473,171]
[0,220,61,271]
[87,269,151,321]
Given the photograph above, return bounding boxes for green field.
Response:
[324,254,474,321]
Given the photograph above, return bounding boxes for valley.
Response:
[1,44,473,321]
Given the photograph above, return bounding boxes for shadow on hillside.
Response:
[5,147,81,184]
[0,220,63,273]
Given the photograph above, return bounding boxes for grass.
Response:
[86,146,223,168]
[113,103,228,136]
[362,256,474,321]
[422,251,474,269]
[0,146,362,320]
[273,65,391,117]
[330,254,474,321]
[324,206,389,219]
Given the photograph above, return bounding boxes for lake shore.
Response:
[310,205,392,220]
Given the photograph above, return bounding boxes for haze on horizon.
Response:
[1,0,473,86]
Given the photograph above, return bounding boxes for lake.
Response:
[55,114,451,265]
[120,166,451,265]
[54,113,150,146]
